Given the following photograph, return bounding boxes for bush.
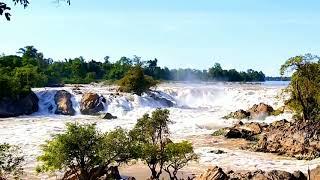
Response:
[164,141,198,180]
[130,109,197,180]
[37,123,132,180]
[0,143,24,180]
[280,54,320,121]
[118,66,159,95]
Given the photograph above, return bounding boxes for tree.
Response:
[118,66,158,95]
[37,123,132,180]
[280,54,320,121]
[0,143,24,180]
[130,109,171,179]
[164,141,198,180]
[0,0,70,21]
[130,109,197,180]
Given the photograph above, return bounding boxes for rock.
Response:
[310,166,320,180]
[102,113,117,119]
[224,103,276,120]
[197,166,228,180]
[148,91,174,107]
[225,128,255,140]
[0,92,39,118]
[248,103,274,119]
[196,166,307,180]
[80,93,105,115]
[209,149,226,154]
[54,90,75,116]
[240,122,263,134]
[224,109,250,119]
[253,119,320,160]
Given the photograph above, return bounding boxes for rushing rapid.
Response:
[0,82,319,178]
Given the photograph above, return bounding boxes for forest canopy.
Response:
[0,46,266,99]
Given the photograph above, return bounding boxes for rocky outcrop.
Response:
[224,103,276,120]
[219,121,266,141]
[0,92,39,118]
[80,93,105,115]
[197,166,228,180]
[54,90,75,116]
[196,166,307,180]
[102,113,117,119]
[148,91,175,107]
[218,119,320,160]
[253,119,320,160]
[248,103,274,119]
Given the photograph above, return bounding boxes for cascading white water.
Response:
[2,81,319,178]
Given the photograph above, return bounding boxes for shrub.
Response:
[280,54,320,121]
[0,143,24,180]
[130,109,197,180]
[118,66,159,95]
[37,123,132,180]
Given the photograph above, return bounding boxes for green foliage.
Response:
[130,109,196,180]
[0,143,24,179]
[164,141,198,180]
[280,54,320,121]
[37,123,132,180]
[212,128,227,136]
[118,66,159,95]
[208,63,265,82]
[0,45,267,100]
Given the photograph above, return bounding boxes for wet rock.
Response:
[225,128,255,140]
[248,103,274,119]
[102,113,117,119]
[54,90,75,116]
[239,122,263,134]
[224,109,250,119]
[80,93,105,115]
[209,149,226,154]
[148,91,174,107]
[224,103,277,120]
[0,92,39,118]
[196,166,307,180]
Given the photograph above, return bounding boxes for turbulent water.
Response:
[0,81,319,177]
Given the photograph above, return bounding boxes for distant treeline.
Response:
[265,76,291,81]
[0,46,266,98]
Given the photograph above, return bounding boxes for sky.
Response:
[1,0,320,76]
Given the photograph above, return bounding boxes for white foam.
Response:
[1,82,316,176]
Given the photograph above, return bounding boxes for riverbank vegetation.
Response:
[0,46,266,99]
[280,54,320,121]
[36,109,197,180]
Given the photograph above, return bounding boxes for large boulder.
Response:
[54,90,75,116]
[197,166,228,180]
[253,119,320,160]
[224,103,275,120]
[80,93,105,115]
[0,92,39,118]
[248,103,274,119]
[196,166,307,180]
[148,91,175,107]
[102,113,117,119]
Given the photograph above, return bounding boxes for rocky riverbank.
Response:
[214,119,320,160]
[196,165,320,180]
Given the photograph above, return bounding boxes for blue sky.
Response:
[1,0,320,76]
